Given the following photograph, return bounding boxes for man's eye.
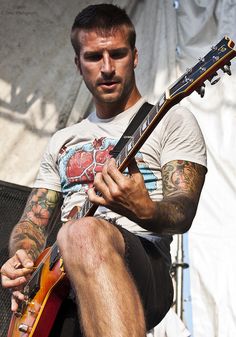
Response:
[85,54,101,61]
[111,51,127,59]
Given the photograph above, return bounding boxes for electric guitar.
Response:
[8,36,236,337]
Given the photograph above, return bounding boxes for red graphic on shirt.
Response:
[66,138,114,188]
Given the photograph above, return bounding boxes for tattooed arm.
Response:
[88,157,206,235]
[1,188,61,311]
[141,160,207,235]
[9,188,61,260]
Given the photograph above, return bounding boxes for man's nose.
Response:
[101,54,115,77]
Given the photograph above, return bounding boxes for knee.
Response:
[57,217,124,271]
[57,217,99,251]
[58,217,107,245]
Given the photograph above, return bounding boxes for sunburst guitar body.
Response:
[7,245,70,337]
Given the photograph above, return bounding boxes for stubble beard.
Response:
[94,78,135,107]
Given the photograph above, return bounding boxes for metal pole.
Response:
[173,234,189,320]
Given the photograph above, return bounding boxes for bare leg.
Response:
[57,217,146,337]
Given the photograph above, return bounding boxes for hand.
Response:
[1,249,34,311]
[87,158,156,222]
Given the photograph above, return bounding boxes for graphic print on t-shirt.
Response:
[58,137,157,195]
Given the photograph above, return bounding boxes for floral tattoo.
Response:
[9,188,61,260]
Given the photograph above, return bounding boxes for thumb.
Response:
[127,158,140,176]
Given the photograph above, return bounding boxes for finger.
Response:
[1,256,30,284]
[127,159,145,188]
[127,158,140,176]
[15,249,34,268]
[87,188,107,206]
[11,296,19,312]
[104,158,124,184]
[1,262,33,281]
[1,273,27,289]
[11,291,26,312]
[94,171,115,196]
[12,290,25,301]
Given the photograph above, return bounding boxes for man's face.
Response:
[75,27,138,107]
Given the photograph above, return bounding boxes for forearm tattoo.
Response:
[142,160,206,235]
[9,188,61,260]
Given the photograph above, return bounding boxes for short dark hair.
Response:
[71,4,136,55]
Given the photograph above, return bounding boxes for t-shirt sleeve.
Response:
[160,106,207,168]
[33,136,62,192]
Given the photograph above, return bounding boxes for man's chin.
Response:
[96,93,122,104]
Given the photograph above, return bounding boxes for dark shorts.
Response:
[49,226,173,336]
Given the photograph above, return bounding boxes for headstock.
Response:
[168,36,236,100]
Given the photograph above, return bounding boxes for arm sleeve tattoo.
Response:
[162,160,206,200]
[9,188,61,260]
[141,160,206,235]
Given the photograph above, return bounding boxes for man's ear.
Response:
[133,47,138,69]
[75,55,82,75]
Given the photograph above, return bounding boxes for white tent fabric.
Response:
[150,308,191,337]
[176,1,236,336]
[0,0,236,336]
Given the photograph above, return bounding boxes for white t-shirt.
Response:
[34,98,207,263]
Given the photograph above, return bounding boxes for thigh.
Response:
[117,226,174,330]
[49,224,173,335]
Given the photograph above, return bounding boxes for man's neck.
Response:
[95,88,141,119]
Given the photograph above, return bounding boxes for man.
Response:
[1,4,207,337]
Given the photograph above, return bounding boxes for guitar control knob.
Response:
[19,323,30,333]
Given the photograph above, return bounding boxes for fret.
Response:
[127,138,134,153]
[115,155,121,167]
[149,105,158,121]
[114,106,161,170]
[133,127,141,144]
[115,154,121,167]
[141,117,149,132]
[158,94,165,110]
[118,147,126,164]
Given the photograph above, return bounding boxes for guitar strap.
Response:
[109,101,154,158]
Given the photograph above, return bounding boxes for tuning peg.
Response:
[208,72,220,85]
[222,63,231,76]
[198,57,205,63]
[196,84,205,97]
